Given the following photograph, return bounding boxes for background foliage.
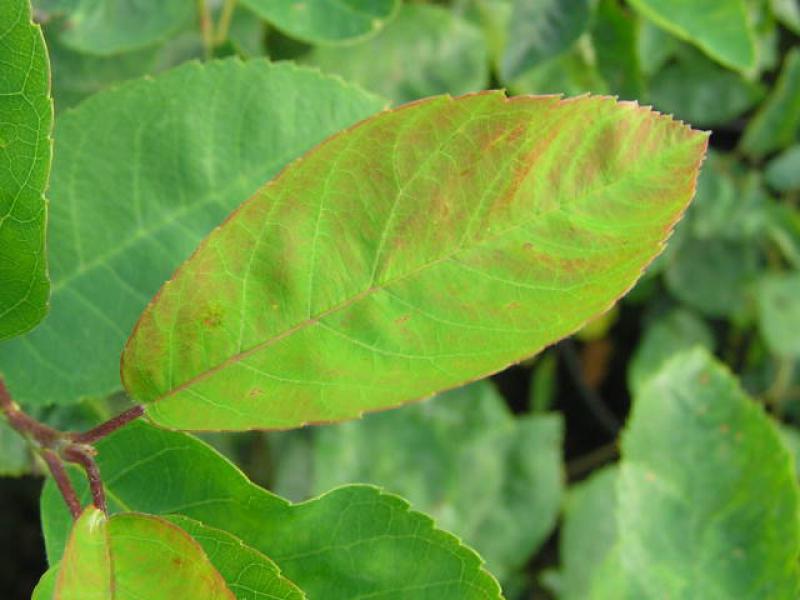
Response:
[1,0,799,598]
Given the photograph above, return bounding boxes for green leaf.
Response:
[500,0,592,81]
[636,18,680,76]
[41,421,503,599]
[766,145,800,192]
[165,516,305,600]
[508,48,608,96]
[770,0,800,34]
[305,4,488,105]
[0,0,53,340]
[558,466,621,600]
[56,507,234,599]
[311,381,564,580]
[757,273,800,358]
[591,0,644,101]
[42,0,195,55]
[0,418,32,476]
[628,308,714,396]
[648,50,765,127]
[238,0,399,45]
[779,425,800,480]
[121,93,708,431]
[0,59,385,409]
[740,48,800,158]
[617,349,800,597]
[32,566,57,600]
[627,0,756,71]
[665,236,759,318]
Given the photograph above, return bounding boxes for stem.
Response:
[197,0,214,57]
[71,405,145,444]
[558,339,621,435]
[41,449,82,519]
[0,379,60,447]
[63,445,107,514]
[214,0,237,45]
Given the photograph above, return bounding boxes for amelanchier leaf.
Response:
[38,0,195,55]
[121,92,709,431]
[41,422,503,599]
[164,516,305,600]
[592,0,644,101]
[55,507,235,599]
[305,4,489,105]
[740,48,800,158]
[757,273,800,358]
[0,59,386,409]
[0,0,53,340]
[500,0,592,81]
[617,349,800,597]
[627,0,756,71]
[312,380,564,581]
[239,0,399,45]
[765,145,800,192]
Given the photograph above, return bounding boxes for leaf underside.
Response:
[122,92,708,431]
[0,0,53,340]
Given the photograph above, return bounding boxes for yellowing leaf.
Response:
[122,93,708,431]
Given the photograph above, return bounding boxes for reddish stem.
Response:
[71,404,145,444]
[63,445,107,514]
[0,379,60,447]
[41,450,82,519]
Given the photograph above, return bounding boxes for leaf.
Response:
[636,18,680,76]
[740,48,800,158]
[305,4,489,105]
[765,145,800,192]
[617,349,800,597]
[648,50,765,127]
[32,566,57,600]
[591,0,644,101]
[121,93,708,431]
[164,516,306,600]
[41,0,195,55]
[55,507,234,599]
[500,0,592,81]
[628,308,714,396]
[557,466,621,600]
[0,59,386,409]
[757,273,800,358]
[40,421,503,599]
[771,0,800,34]
[0,0,53,340]
[238,0,400,45]
[311,380,564,580]
[508,49,608,97]
[627,0,756,71]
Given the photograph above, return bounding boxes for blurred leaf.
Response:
[628,308,714,395]
[592,0,644,100]
[757,273,800,358]
[56,508,234,599]
[0,60,385,410]
[627,0,756,71]
[509,46,608,96]
[558,466,620,600]
[770,0,800,34]
[617,349,800,597]
[312,381,564,580]
[779,424,800,479]
[575,306,619,342]
[228,7,265,57]
[765,202,800,269]
[648,50,765,127]
[165,516,306,600]
[305,4,488,105]
[41,422,503,599]
[741,48,800,158]
[530,351,558,413]
[500,0,592,81]
[120,95,708,431]
[239,0,399,45]
[765,145,800,192]
[42,0,195,55]
[0,419,32,477]
[0,0,53,340]
[665,237,760,318]
[268,430,315,501]
[636,18,680,76]
[452,0,512,67]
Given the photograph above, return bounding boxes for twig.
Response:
[566,440,619,481]
[558,338,621,435]
[41,450,82,519]
[197,0,214,57]
[214,0,237,45]
[63,445,107,514]
[71,405,145,444]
